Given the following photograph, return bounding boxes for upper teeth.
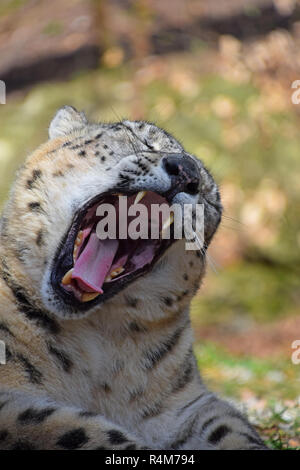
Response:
[76,231,83,245]
[134,191,147,205]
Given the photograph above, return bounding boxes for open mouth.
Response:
[51,190,175,310]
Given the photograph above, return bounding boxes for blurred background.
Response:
[0,0,299,448]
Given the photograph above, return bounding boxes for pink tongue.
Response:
[72,233,119,293]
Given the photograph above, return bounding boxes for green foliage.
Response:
[192,263,300,323]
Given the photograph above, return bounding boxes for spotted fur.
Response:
[0,106,266,449]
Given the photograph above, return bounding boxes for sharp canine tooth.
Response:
[134,191,147,204]
[161,212,174,233]
[82,292,100,302]
[62,268,73,286]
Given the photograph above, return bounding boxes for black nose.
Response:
[162,154,200,197]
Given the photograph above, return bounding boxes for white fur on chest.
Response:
[46,306,199,448]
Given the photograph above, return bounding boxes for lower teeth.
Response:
[62,268,73,285]
[81,292,100,302]
[105,266,124,282]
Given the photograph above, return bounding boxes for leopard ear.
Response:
[49,105,88,139]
